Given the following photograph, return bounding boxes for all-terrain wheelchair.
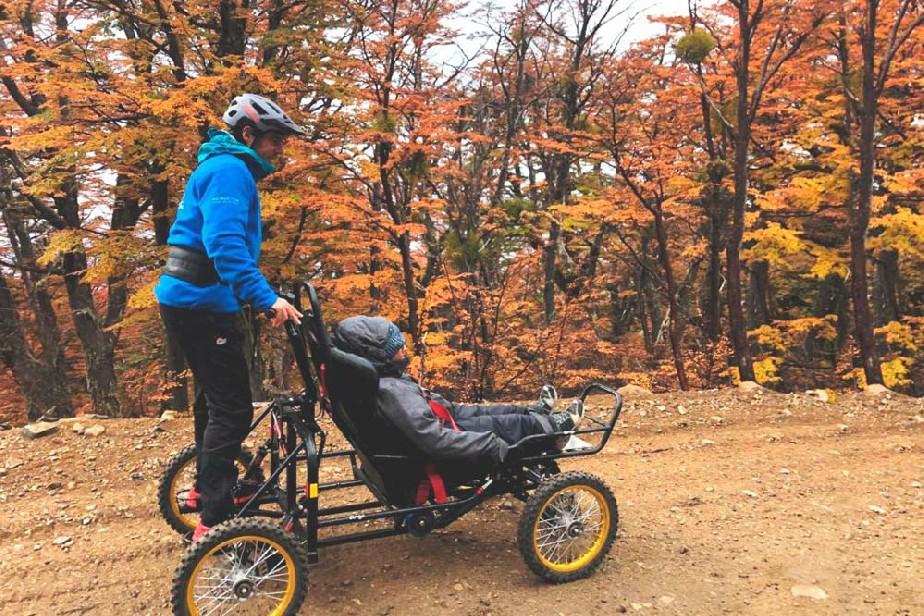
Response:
[168,283,623,615]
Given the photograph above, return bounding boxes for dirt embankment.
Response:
[0,389,922,615]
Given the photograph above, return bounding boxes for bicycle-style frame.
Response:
[228,283,623,565]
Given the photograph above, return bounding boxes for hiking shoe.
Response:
[233,480,260,506]
[548,399,584,433]
[548,411,575,433]
[183,487,201,512]
[538,384,558,413]
[566,398,584,426]
[191,521,211,543]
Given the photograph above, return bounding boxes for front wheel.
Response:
[171,518,308,616]
[517,470,618,583]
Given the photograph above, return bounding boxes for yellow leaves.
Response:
[744,222,849,280]
[756,172,849,215]
[869,208,924,259]
[882,167,922,198]
[875,321,917,352]
[750,317,838,352]
[750,324,785,353]
[881,358,913,389]
[127,279,159,311]
[743,222,805,266]
[753,357,782,385]
[807,246,848,280]
[37,230,85,266]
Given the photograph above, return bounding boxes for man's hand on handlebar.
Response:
[266,296,303,327]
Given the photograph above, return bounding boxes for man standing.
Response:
[156,93,304,541]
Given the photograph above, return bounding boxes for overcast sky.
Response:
[439,0,694,65]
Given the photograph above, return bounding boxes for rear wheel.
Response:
[171,518,308,616]
[517,470,618,582]
[158,444,263,535]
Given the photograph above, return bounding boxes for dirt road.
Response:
[1,389,922,615]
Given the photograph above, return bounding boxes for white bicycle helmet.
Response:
[223,93,306,136]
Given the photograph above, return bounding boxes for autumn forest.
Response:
[0,0,921,420]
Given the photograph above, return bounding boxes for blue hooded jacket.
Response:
[155,130,279,313]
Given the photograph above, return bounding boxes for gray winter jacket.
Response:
[332,316,508,465]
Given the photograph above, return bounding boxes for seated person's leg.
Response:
[454,412,552,445]
[452,402,542,419]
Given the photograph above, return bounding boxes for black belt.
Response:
[163,245,220,286]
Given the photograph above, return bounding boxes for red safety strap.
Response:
[427,398,460,432]
[416,463,449,505]
[415,395,458,504]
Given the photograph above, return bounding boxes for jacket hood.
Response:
[332,316,407,374]
[197,129,275,180]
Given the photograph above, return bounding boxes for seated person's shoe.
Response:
[538,384,558,413]
[549,400,583,432]
[548,410,576,432]
[548,400,585,449]
[567,398,584,426]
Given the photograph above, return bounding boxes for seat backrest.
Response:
[323,347,426,504]
[299,286,424,504]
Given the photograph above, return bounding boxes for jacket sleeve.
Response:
[378,380,508,465]
[198,165,278,311]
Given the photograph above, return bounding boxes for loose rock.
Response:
[618,384,652,397]
[791,584,827,600]
[863,384,891,396]
[84,425,106,437]
[806,389,830,403]
[22,422,59,440]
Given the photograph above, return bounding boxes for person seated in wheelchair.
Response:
[332,315,584,465]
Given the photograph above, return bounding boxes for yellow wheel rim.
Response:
[184,535,297,616]
[169,456,199,531]
[532,484,610,574]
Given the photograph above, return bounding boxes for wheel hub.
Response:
[567,522,584,538]
[233,578,255,600]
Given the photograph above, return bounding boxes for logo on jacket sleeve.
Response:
[216,337,228,345]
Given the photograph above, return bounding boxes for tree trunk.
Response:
[217,0,248,58]
[0,145,72,417]
[851,4,884,385]
[703,210,724,342]
[61,250,121,416]
[813,272,850,368]
[542,221,560,324]
[728,0,756,381]
[874,248,900,325]
[151,168,189,412]
[747,259,772,329]
[53,183,121,416]
[396,231,421,347]
[652,209,689,390]
[0,273,67,420]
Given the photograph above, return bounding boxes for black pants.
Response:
[160,305,254,527]
[452,404,551,445]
